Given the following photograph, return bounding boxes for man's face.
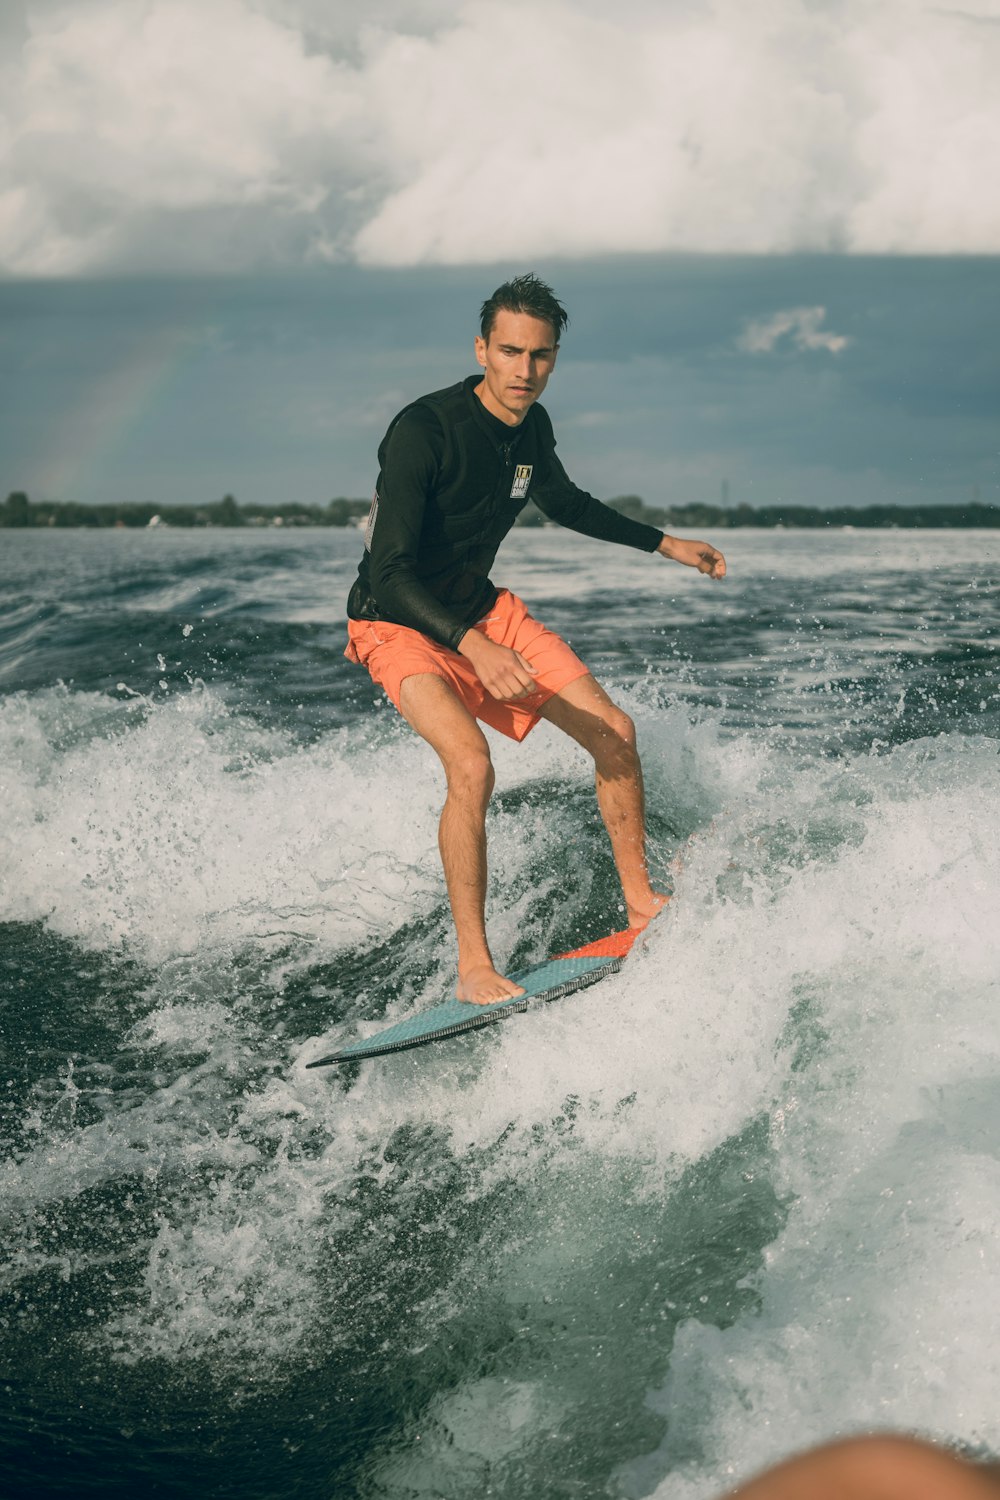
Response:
[473,310,559,426]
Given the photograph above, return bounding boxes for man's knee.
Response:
[606,705,637,750]
[444,744,495,802]
[589,704,638,775]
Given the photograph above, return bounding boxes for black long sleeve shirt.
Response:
[347,375,664,651]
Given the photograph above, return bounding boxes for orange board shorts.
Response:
[344,588,590,742]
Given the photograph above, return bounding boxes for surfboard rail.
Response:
[305,927,638,1067]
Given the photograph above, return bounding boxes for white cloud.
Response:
[738,306,851,355]
[2,0,1000,273]
[0,0,364,272]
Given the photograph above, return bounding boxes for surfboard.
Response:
[305,926,638,1067]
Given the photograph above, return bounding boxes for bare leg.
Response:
[540,675,667,928]
[398,673,525,1005]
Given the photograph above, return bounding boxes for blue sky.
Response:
[1,2,999,510]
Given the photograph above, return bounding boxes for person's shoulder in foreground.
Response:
[725,1434,1000,1499]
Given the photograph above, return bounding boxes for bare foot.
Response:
[626,891,670,930]
[456,963,526,1007]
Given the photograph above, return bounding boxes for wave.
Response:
[2,678,999,1495]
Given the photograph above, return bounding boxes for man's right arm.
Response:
[456,628,538,700]
[367,410,471,651]
[369,408,539,700]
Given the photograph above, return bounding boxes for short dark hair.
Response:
[479,273,569,343]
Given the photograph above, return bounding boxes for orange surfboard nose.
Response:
[553,927,639,961]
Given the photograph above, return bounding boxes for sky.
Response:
[1,0,999,511]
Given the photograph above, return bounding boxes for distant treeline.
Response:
[0,492,371,529]
[520,496,1000,530]
[3,490,1000,531]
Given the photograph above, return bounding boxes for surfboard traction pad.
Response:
[306,927,638,1067]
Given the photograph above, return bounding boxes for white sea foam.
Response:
[0,681,442,962]
[612,742,1000,1497]
[4,674,1000,1494]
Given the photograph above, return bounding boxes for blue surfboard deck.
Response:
[306,930,637,1067]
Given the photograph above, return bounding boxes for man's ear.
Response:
[473,334,487,368]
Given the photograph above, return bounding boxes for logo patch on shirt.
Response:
[510,464,533,500]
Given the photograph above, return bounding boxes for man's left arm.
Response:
[530,408,725,574]
[656,532,726,578]
[532,456,727,579]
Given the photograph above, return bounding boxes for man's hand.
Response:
[657,533,727,578]
[458,630,537,700]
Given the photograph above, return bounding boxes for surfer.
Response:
[345,274,725,1005]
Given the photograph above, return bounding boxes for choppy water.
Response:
[1,526,999,1499]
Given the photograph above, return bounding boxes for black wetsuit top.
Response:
[347,375,664,651]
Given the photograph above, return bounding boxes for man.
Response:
[346,274,725,1006]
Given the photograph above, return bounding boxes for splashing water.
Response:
[1,527,999,1498]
